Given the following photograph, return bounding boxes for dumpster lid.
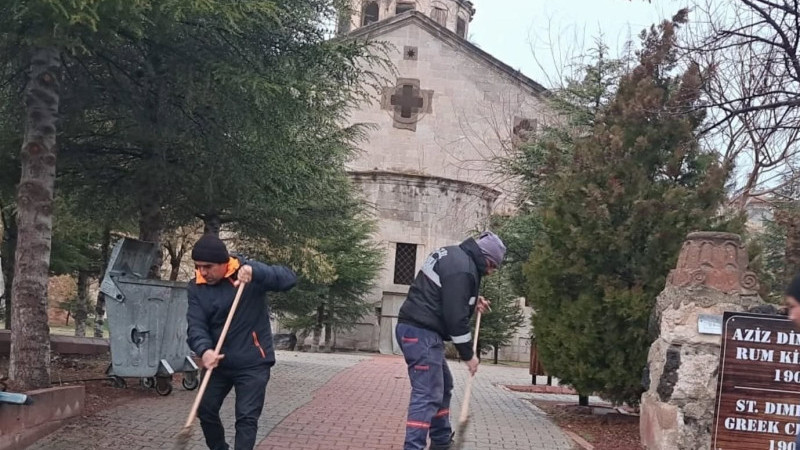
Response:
[100,238,158,301]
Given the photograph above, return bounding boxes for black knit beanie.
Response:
[191,234,229,264]
[786,273,800,301]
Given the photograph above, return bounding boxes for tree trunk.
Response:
[10,47,61,390]
[138,185,163,279]
[203,213,222,236]
[94,224,111,338]
[2,208,17,330]
[311,304,324,353]
[74,271,90,337]
[296,330,308,352]
[169,258,181,281]
[324,300,333,352]
[493,346,499,365]
[579,395,589,406]
[166,239,186,281]
[324,322,332,353]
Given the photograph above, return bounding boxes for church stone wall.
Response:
[353,171,498,275]
[346,172,499,353]
[345,19,549,214]
[324,15,552,358]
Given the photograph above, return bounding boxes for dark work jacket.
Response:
[397,238,486,361]
[186,256,297,369]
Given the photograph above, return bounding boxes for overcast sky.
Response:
[468,0,690,87]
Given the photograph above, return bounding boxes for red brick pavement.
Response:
[257,355,411,450]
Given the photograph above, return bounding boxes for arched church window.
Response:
[431,7,447,26]
[456,16,467,38]
[362,1,379,26]
[396,2,415,15]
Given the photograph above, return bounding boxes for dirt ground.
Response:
[531,399,643,450]
[1,353,157,417]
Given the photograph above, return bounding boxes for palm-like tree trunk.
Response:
[10,47,61,390]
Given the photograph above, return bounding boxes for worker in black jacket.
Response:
[186,233,297,450]
[396,231,506,450]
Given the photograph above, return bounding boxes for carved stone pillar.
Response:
[640,232,764,450]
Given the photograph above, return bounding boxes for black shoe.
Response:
[429,432,456,450]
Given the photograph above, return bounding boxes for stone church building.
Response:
[286,1,552,361]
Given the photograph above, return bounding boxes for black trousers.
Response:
[197,365,271,450]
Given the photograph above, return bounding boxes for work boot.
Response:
[429,432,455,450]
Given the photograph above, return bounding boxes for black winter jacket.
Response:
[187,257,296,369]
[397,238,486,360]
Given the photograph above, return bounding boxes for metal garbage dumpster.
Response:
[100,237,199,395]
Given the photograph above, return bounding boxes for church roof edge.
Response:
[344,11,549,97]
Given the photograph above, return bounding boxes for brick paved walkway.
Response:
[257,355,573,450]
[29,353,368,450]
[257,355,407,450]
[28,351,574,450]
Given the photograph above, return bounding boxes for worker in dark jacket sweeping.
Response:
[396,231,506,450]
[187,233,297,450]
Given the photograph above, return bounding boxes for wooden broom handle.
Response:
[182,282,247,428]
[459,311,482,424]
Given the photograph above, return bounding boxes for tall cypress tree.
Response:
[524,11,734,405]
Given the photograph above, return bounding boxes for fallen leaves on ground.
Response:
[531,400,643,450]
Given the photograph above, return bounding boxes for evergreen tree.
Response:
[476,269,525,364]
[523,11,733,405]
[500,42,630,297]
[0,0,386,388]
[0,0,153,390]
[267,194,383,352]
[748,219,786,304]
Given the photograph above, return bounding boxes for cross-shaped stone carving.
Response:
[391,85,424,119]
[381,78,433,132]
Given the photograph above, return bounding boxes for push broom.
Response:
[452,310,482,450]
[175,282,246,450]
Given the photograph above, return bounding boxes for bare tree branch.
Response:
[682,0,800,208]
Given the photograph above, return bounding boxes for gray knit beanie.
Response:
[476,231,506,267]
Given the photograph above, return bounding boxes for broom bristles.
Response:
[173,426,193,450]
[452,418,469,450]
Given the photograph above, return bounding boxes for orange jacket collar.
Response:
[195,257,241,285]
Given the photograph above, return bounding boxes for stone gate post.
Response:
[640,232,764,449]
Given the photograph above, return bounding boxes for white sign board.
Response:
[698,314,723,335]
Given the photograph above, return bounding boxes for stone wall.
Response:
[494,298,532,363]
[353,171,498,284]
[330,14,550,356]
[341,172,498,353]
[344,14,550,214]
[640,232,764,450]
[0,385,84,450]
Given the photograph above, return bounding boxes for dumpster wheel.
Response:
[155,377,173,396]
[141,377,156,389]
[110,376,126,389]
[182,372,199,391]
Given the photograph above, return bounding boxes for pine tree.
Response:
[246,188,383,352]
[0,0,153,390]
[500,43,630,297]
[523,11,734,405]
[476,269,525,364]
